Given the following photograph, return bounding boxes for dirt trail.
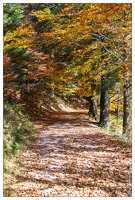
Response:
[10,109,132,197]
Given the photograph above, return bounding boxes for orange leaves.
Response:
[4,71,18,83]
[94,3,130,21]
[3,55,11,70]
[12,24,34,37]
[26,3,131,100]
[25,50,57,80]
[3,54,18,90]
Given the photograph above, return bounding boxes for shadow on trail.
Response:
[33,110,98,131]
[16,111,132,197]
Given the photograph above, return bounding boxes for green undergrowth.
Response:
[4,101,35,158]
[109,115,132,144]
[89,113,131,144]
[3,100,36,196]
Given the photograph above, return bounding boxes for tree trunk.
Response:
[83,87,98,121]
[115,94,121,122]
[99,77,110,130]
[88,96,98,121]
[121,10,132,138]
[99,90,110,129]
[123,77,132,137]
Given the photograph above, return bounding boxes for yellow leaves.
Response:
[4,32,13,43]
[44,7,51,15]
[31,7,53,22]
[4,38,31,50]
[78,65,90,75]
[14,24,34,37]
[4,25,34,42]
[4,24,34,51]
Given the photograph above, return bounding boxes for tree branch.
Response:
[101,43,122,61]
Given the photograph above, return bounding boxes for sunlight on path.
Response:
[11,111,132,197]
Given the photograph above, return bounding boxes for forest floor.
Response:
[5,106,132,197]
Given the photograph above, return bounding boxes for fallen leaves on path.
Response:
[6,111,132,197]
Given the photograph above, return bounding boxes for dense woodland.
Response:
[3,3,132,197]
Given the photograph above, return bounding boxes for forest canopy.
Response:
[4,3,132,138]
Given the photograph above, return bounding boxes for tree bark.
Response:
[99,77,110,130]
[115,93,121,122]
[123,76,132,137]
[83,87,98,121]
[87,96,98,120]
[121,10,132,138]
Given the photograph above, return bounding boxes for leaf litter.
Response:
[6,110,132,197]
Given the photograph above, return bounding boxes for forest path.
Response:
[11,109,132,197]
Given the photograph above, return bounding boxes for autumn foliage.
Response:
[3,3,132,197]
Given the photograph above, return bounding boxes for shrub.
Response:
[3,101,35,158]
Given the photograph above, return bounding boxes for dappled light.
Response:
[3,3,132,197]
[9,111,131,197]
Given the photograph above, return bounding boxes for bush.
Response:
[3,101,35,158]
